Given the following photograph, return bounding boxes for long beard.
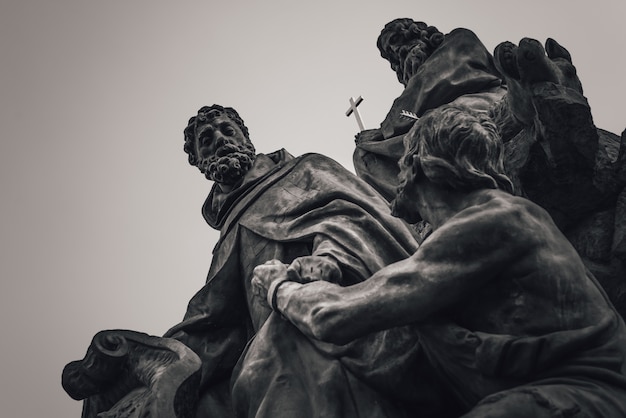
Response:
[396,43,429,85]
[198,140,256,186]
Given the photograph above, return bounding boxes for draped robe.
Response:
[165,150,449,417]
[354,28,506,201]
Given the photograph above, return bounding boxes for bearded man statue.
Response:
[354,18,505,203]
[163,105,447,417]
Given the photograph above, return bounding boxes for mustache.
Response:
[215,141,242,157]
[198,140,256,185]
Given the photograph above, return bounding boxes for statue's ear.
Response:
[546,38,572,63]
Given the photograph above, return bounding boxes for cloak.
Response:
[165,151,443,417]
[354,28,506,201]
[203,149,419,283]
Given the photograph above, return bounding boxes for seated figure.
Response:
[254,105,626,417]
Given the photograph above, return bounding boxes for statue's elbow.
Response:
[309,305,352,345]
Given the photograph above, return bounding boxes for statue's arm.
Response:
[263,200,532,344]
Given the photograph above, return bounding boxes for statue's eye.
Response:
[199,133,212,146]
[223,126,236,136]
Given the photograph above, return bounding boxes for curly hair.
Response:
[377,18,444,69]
[183,105,250,167]
[400,105,514,194]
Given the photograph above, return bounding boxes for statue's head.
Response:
[377,18,445,85]
[391,105,514,223]
[184,105,256,185]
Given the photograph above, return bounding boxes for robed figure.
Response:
[163,105,448,417]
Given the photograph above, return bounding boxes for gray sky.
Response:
[1,1,624,416]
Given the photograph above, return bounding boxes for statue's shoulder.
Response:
[261,149,341,176]
[294,152,350,173]
[454,191,540,234]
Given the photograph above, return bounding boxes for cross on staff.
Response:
[345,96,365,131]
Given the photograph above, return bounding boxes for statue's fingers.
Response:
[252,264,267,278]
[287,258,302,274]
[251,276,265,296]
[298,264,320,282]
[252,265,274,288]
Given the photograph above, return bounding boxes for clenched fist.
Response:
[251,256,341,309]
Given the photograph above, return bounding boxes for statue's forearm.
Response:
[275,246,508,345]
[276,280,360,344]
[275,257,433,345]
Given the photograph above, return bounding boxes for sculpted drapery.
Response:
[164,150,448,417]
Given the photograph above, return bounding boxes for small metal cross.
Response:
[346,96,365,131]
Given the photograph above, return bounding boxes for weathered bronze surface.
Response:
[63,19,626,418]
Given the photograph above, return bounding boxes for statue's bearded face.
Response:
[193,115,256,185]
[381,34,430,86]
[380,30,422,67]
[377,20,444,86]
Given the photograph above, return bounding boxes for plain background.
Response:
[1,1,624,416]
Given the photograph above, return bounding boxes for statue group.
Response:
[63,19,626,418]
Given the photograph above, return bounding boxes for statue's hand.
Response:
[287,255,342,283]
[251,259,289,301]
[251,257,341,307]
[355,128,383,144]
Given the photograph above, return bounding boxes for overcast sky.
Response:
[1,1,624,416]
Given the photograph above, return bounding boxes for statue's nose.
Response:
[214,132,228,146]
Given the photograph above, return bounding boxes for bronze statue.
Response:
[254,105,626,417]
[64,20,626,417]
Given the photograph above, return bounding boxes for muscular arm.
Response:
[267,199,533,345]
